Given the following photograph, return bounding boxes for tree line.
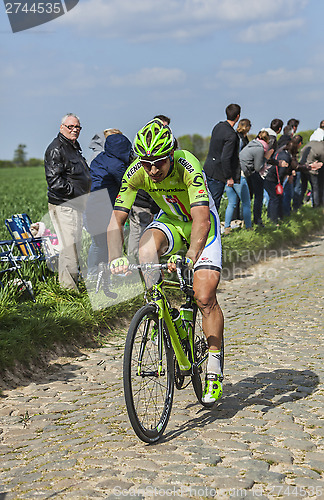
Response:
[0,144,43,168]
[1,131,315,168]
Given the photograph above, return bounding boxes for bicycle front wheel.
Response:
[123,304,174,443]
[191,305,224,407]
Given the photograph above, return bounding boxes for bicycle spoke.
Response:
[124,305,174,442]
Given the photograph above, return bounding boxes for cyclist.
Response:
[107,119,223,404]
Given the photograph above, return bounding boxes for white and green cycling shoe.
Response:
[202,373,223,404]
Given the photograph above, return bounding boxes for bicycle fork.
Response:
[158,301,192,374]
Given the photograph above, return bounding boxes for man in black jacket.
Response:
[44,113,91,290]
[204,104,241,211]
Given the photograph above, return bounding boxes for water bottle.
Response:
[180,303,193,323]
[170,308,187,341]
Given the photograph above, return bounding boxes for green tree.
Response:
[178,134,193,152]
[178,134,210,162]
[13,144,27,167]
[28,158,43,167]
[0,160,14,168]
[192,134,205,160]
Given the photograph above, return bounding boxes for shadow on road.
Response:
[163,368,319,442]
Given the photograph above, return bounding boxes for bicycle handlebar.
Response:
[95,259,193,297]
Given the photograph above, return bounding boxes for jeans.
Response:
[264,180,283,223]
[309,169,324,207]
[249,172,264,224]
[206,176,225,211]
[282,176,294,217]
[224,177,252,229]
[293,171,309,210]
[87,232,108,275]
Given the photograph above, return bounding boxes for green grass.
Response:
[222,205,324,266]
[0,167,48,239]
[0,167,324,373]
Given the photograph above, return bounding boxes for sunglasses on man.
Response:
[140,155,169,169]
[63,124,82,131]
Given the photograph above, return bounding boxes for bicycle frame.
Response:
[147,277,194,374]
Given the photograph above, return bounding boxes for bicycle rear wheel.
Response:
[123,304,174,443]
[191,304,224,407]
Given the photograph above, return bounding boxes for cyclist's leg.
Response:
[193,269,223,351]
[193,269,224,404]
[194,210,223,403]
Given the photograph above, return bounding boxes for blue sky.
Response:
[1,0,323,161]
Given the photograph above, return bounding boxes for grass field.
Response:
[0,166,323,374]
[0,167,48,239]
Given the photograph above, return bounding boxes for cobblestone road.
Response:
[1,234,324,499]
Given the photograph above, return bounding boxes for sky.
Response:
[1,0,324,161]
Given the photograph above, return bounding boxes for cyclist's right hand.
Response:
[167,254,193,273]
[110,256,129,275]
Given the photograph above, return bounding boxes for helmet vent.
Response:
[146,131,152,147]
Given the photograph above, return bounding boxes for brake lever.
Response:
[96,262,118,299]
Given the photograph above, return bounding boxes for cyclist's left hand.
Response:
[167,255,193,273]
[110,256,130,275]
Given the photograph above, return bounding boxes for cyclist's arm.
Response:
[187,205,211,264]
[107,209,129,264]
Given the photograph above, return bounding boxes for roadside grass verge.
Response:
[0,204,323,375]
[222,205,324,266]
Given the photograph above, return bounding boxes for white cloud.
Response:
[108,67,187,87]
[206,65,320,90]
[59,0,310,42]
[238,18,305,43]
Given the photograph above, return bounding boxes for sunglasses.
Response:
[63,124,82,131]
[140,155,169,169]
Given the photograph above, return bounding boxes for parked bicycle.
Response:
[96,259,224,443]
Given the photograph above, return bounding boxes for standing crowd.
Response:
[44,109,324,291]
[43,110,324,404]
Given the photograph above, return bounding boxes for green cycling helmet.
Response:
[133,119,174,158]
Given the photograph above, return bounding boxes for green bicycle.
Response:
[110,259,225,444]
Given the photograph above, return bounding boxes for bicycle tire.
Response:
[123,304,174,443]
[191,304,224,407]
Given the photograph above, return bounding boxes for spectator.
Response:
[44,113,91,290]
[262,118,283,152]
[277,118,299,148]
[240,130,273,227]
[204,103,241,211]
[85,131,132,277]
[88,128,123,163]
[223,168,252,235]
[263,142,295,223]
[282,135,303,216]
[237,118,251,151]
[299,141,324,207]
[309,120,324,142]
[88,131,106,163]
[232,118,252,221]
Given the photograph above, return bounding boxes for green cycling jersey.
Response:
[114,150,212,222]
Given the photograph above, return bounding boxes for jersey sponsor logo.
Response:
[126,161,141,179]
[192,174,204,187]
[163,194,192,222]
[178,157,195,174]
[149,188,186,193]
[119,179,128,193]
[115,197,124,204]
[199,189,205,193]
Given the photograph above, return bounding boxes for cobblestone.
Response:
[0,234,324,498]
